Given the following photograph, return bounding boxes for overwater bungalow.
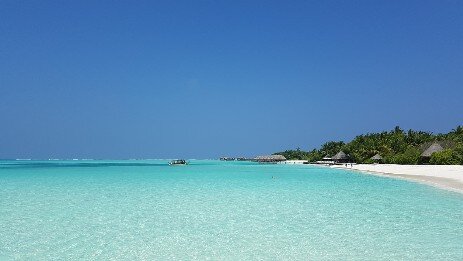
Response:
[220,157,250,161]
[254,155,286,163]
[220,157,236,161]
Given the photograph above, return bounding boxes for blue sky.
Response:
[1,1,462,159]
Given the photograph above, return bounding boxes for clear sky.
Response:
[1,1,462,159]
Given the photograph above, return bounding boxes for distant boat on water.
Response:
[169,159,188,166]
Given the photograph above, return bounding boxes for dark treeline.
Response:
[275,126,463,165]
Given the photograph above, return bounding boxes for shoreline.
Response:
[325,164,463,194]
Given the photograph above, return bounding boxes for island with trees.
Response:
[275,126,463,165]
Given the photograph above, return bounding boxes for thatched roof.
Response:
[421,142,444,157]
[371,154,383,160]
[419,140,454,152]
[332,151,348,160]
[254,155,286,162]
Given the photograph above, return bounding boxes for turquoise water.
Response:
[1,160,462,260]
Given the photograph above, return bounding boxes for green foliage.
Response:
[342,127,433,163]
[274,148,322,162]
[306,149,323,162]
[454,144,463,164]
[429,149,462,165]
[447,125,463,143]
[274,148,309,160]
[363,158,375,164]
[274,125,463,165]
[386,147,421,165]
[319,141,344,157]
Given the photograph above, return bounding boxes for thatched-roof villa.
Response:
[332,151,349,163]
[315,155,334,165]
[370,154,383,163]
[421,142,444,158]
[254,155,286,163]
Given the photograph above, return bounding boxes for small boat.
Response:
[169,159,188,166]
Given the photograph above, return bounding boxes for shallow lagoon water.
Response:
[1,160,462,260]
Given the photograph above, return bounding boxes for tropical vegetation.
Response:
[274,126,463,165]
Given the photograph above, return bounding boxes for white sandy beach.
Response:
[330,164,463,194]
